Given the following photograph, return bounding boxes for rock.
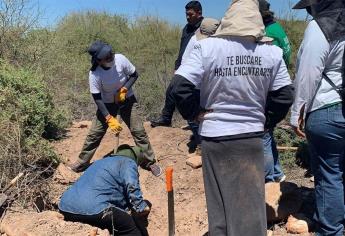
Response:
[265,182,302,222]
[286,214,312,234]
[72,121,90,129]
[186,154,202,169]
[54,163,79,184]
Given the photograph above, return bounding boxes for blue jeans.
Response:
[305,103,345,236]
[263,129,284,183]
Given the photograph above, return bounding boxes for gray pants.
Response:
[78,96,155,164]
[202,137,266,236]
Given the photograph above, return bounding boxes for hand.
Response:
[115,87,128,104]
[105,115,122,134]
[132,205,151,217]
[293,105,306,138]
[196,109,213,122]
[293,116,306,138]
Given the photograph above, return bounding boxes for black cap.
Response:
[292,0,321,9]
[88,40,112,60]
[258,0,270,12]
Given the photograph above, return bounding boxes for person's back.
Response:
[59,145,150,236]
[59,156,146,215]
[172,1,293,235]
[177,36,290,137]
[266,22,291,66]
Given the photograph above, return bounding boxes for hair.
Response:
[185,1,202,13]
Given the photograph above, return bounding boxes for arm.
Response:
[122,161,148,213]
[89,73,110,118]
[265,85,294,129]
[173,41,204,120]
[175,27,187,70]
[92,93,110,118]
[290,20,330,128]
[123,71,138,90]
[172,74,201,120]
[266,47,293,129]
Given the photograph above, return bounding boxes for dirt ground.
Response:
[1,121,316,236]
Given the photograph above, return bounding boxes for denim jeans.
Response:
[305,103,345,236]
[263,129,284,183]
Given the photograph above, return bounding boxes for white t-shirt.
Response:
[175,37,291,137]
[89,54,136,103]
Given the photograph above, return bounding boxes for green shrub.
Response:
[0,60,68,188]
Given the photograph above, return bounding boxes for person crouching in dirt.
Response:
[171,0,294,235]
[59,144,151,236]
[67,40,161,177]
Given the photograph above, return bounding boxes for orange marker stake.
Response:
[166,167,175,236]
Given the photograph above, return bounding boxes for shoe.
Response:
[275,174,286,183]
[66,160,91,173]
[150,117,171,128]
[149,164,163,177]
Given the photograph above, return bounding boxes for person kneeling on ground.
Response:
[59,144,151,236]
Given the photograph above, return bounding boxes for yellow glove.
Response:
[115,87,128,104]
[106,115,122,134]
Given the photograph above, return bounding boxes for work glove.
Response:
[105,115,122,134]
[115,87,128,104]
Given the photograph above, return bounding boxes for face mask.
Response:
[103,60,114,68]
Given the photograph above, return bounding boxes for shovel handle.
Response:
[166,167,173,192]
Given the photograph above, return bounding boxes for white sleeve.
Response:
[290,20,330,127]
[174,42,204,87]
[89,72,101,94]
[181,35,197,65]
[118,54,136,76]
[269,47,292,91]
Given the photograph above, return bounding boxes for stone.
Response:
[286,214,312,234]
[265,182,302,222]
[186,154,202,169]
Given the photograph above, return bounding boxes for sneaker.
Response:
[275,174,286,183]
[149,164,163,177]
[66,160,91,173]
[150,117,171,128]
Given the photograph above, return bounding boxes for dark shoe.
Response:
[150,117,171,128]
[66,160,91,173]
[149,164,162,177]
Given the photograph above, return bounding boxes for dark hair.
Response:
[185,1,202,13]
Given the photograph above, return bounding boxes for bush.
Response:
[0,60,68,197]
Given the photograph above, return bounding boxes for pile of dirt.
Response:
[0,210,109,236]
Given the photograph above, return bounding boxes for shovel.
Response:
[0,172,24,207]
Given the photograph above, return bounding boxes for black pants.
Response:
[61,207,148,236]
[161,79,177,121]
[202,136,267,236]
